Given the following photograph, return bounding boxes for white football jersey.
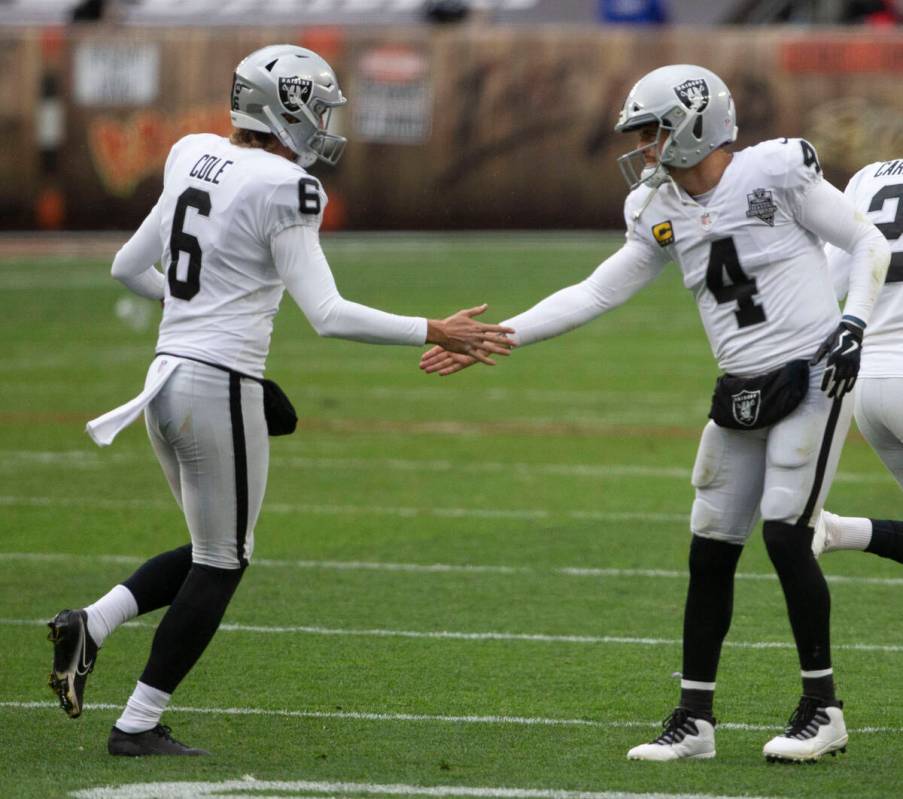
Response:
[153,133,327,377]
[625,138,839,376]
[826,159,903,378]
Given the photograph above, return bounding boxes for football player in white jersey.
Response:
[811,158,903,563]
[46,44,514,756]
[421,65,891,762]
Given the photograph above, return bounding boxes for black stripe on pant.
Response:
[229,373,249,568]
[797,396,844,528]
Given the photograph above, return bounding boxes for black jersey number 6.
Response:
[168,188,212,301]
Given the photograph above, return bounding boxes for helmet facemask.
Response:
[616,123,673,191]
[262,96,346,168]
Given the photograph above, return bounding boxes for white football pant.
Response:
[690,363,854,543]
[853,377,903,489]
[144,356,268,569]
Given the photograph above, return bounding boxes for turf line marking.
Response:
[2,700,900,739]
[65,779,777,799]
[3,550,903,587]
[1,449,890,485]
[0,494,686,523]
[5,617,903,653]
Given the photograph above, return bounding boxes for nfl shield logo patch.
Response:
[278,77,313,112]
[673,78,709,113]
[731,389,761,427]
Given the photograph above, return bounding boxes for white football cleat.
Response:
[763,697,847,763]
[811,510,839,559]
[627,708,716,761]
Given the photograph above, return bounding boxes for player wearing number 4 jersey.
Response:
[46,44,513,756]
[813,159,903,564]
[420,65,891,762]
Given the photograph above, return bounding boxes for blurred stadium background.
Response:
[0,0,901,235]
[3,4,903,798]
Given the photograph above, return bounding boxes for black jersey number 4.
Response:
[705,236,767,328]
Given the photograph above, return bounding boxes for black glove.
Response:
[810,316,864,399]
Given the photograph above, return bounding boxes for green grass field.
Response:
[2,233,902,799]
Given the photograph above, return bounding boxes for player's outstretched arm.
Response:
[274,226,515,353]
[419,242,667,377]
[425,304,514,365]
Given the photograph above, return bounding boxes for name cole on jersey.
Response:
[626,137,838,375]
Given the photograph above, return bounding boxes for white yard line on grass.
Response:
[1,699,900,738]
[3,550,903,588]
[65,776,775,799]
[0,449,892,485]
[67,776,775,799]
[0,494,685,523]
[4,617,903,653]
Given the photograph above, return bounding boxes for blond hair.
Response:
[229,128,280,153]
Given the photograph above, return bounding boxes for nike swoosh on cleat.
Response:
[77,636,93,675]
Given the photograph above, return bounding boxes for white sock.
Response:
[826,511,872,551]
[115,681,171,733]
[85,584,139,647]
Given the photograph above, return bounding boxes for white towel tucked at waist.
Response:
[86,357,181,447]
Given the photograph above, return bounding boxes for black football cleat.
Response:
[107,724,210,756]
[47,609,98,719]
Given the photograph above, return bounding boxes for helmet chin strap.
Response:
[631,177,667,222]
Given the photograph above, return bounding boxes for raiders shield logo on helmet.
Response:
[278,77,313,113]
[673,78,709,113]
[731,389,761,427]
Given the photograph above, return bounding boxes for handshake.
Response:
[422,304,516,376]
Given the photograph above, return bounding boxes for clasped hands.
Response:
[422,304,516,376]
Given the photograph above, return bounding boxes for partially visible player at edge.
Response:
[812,158,903,563]
[421,65,890,762]
[46,44,514,756]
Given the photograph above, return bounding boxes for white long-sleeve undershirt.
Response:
[110,202,166,300]
[271,225,427,346]
[796,178,890,325]
[500,239,666,346]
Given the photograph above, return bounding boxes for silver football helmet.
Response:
[230,44,347,167]
[614,64,738,190]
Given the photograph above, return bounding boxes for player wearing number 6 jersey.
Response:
[46,44,514,756]
[812,159,903,564]
[420,64,890,762]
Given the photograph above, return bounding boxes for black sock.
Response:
[763,521,835,702]
[867,519,903,564]
[139,562,244,694]
[802,676,837,704]
[679,688,715,720]
[122,544,193,614]
[680,535,743,719]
